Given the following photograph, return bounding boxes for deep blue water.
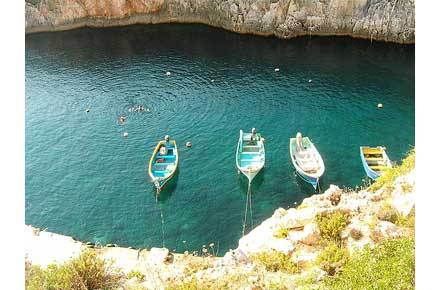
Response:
[25,24,414,255]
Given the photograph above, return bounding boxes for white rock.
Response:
[273,207,287,219]
[377,221,403,240]
[300,223,321,246]
[148,248,169,265]
[292,249,318,267]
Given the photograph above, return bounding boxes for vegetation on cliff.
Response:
[25,150,415,290]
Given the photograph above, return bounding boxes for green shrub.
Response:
[396,207,415,229]
[370,149,415,192]
[25,263,45,290]
[250,250,298,274]
[274,226,290,239]
[323,237,415,289]
[316,242,349,275]
[165,278,205,290]
[316,242,349,266]
[315,211,350,244]
[377,203,399,224]
[25,250,122,290]
[401,183,414,194]
[126,270,145,281]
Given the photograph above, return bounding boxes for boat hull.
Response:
[289,136,325,190]
[292,161,319,189]
[360,146,392,180]
[148,140,179,192]
[236,130,265,184]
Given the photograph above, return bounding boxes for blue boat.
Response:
[236,129,265,183]
[360,146,392,180]
[290,132,325,190]
[148,135,179,193]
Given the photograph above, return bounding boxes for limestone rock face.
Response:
[26,0,415,43]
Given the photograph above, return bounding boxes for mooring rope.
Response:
[155,192,166,248]
[249,182,254,230]
[160,206,165,248]
[242,179,253,236]
[242,181,250,236]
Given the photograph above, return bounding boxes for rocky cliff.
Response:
[26,167,415,289]
[26,0,415,43]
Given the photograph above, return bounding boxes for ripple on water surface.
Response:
[25,24,414,254]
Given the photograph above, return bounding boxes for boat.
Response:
[236,128,265,183]
[359,146,392,180]
[289,132,325,189]
[148,135,179,192]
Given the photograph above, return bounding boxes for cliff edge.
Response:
[25,0,415,43]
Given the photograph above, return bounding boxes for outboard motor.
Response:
[164,135,170,142]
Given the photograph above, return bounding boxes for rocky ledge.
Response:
[26,166,415,289]
[26,0,415,44]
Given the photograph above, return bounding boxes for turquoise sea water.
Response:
[25,24,414,255]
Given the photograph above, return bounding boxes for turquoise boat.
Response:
[148,135,179,193]
[290,132,325,190]
[236,128,265,183]
[360,146,392,180]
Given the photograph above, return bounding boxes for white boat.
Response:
[236,128,265,183]
[289,132,325,189]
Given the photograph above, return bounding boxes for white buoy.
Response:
[166,71,171,76]
[377,103,383,109]
[274,68,280,72]
[308,79,313,83]
[123,132,129,137]
[186,141,192,148]
[211,79,215,82]
[85,108,90,113]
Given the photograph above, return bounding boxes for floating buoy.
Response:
[123,132,129,137]
[119,116,126,123]
[308,79,313,83]
[274,68,280,72]
[377,103,383,109]
[211,79,215,82]
[166,71,171,76]
[85,108,90,113]
[186,141,192,148]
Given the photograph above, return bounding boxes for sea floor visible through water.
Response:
[25,24,414,255]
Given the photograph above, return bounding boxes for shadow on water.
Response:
[237,168,265,196]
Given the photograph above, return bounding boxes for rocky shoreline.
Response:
[25,0,415,44]
[26,164,415,289]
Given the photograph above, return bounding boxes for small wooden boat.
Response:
[148,135,179,192]
[290,132,325,189]
[236,129,265,183]
[360,146,392,180]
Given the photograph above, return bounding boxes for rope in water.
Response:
[242,180,253,236]
[156,191,166,248]
[242,181,250,236]
[249,183,254,230]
